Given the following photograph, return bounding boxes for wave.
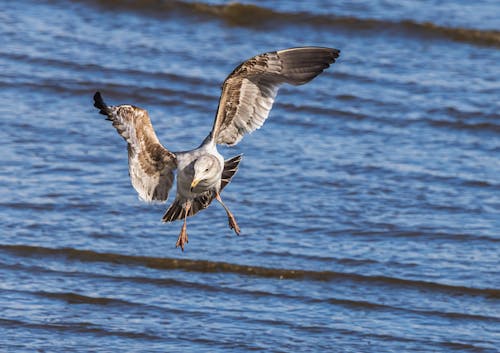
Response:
[4,50,499,137]
[0,80,212,113]
[0,51,212,88]
[277,100,500,136]
[35,291,130,306]
[0,201,101,212]
[2,244,498,298]
[2,286,495,350]
[3,263,498,325]
[0,317,162,340]
[343,229,500,243]
[84,0,500,48]
[427,118,500,133]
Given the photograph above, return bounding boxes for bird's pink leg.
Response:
[176,202,191,251]
[215,192,240,235]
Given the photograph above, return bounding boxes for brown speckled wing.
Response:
[94,92,177,202]
[210,47,340,146]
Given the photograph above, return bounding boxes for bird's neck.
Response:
[199,132,215,149]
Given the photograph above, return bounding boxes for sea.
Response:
[0,0,499,352]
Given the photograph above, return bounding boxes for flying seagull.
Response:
[93,46,340,250]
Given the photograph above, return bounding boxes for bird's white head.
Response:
[190,155,220,191]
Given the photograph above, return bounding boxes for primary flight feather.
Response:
[93,46,340,250]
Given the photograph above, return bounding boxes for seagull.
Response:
[93,46,340,250]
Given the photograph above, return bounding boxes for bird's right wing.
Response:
[93,92,177,202]
[209,47,340,146]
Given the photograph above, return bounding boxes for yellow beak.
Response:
[190,178,201,190]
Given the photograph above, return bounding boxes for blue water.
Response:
[1,0,499,352]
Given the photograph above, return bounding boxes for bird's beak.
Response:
[190,178,200,191]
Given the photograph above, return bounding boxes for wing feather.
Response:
[210,47,340,146]
[93,92,177,202]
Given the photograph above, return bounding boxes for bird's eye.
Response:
[205,168,209,172]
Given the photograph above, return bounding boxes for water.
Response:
[1,0,499,352]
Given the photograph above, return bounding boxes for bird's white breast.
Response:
[175,145,224,199]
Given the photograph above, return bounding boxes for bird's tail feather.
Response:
[162,198,186,222]
[162,192,214,222]
[221,154,242,190]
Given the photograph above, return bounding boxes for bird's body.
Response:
[175,144,223,200]
[93,46,340,250]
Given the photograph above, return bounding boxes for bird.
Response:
[93,46,340,251]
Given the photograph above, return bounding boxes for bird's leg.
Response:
[215,192,240,235]
[176,202,191,251]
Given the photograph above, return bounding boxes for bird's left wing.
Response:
[209,47,340,146]
[93,92,177,202]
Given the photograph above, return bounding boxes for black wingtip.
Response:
[93,91,110,116]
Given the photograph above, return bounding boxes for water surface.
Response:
[1,0,499,352]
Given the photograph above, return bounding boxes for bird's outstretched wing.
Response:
[93,92,177,202]
[209,47,340,146]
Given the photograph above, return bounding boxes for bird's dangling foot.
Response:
[176,202,191,251]
[227,212,241,235]
[176,222,189,251]
[216,192,240,236]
